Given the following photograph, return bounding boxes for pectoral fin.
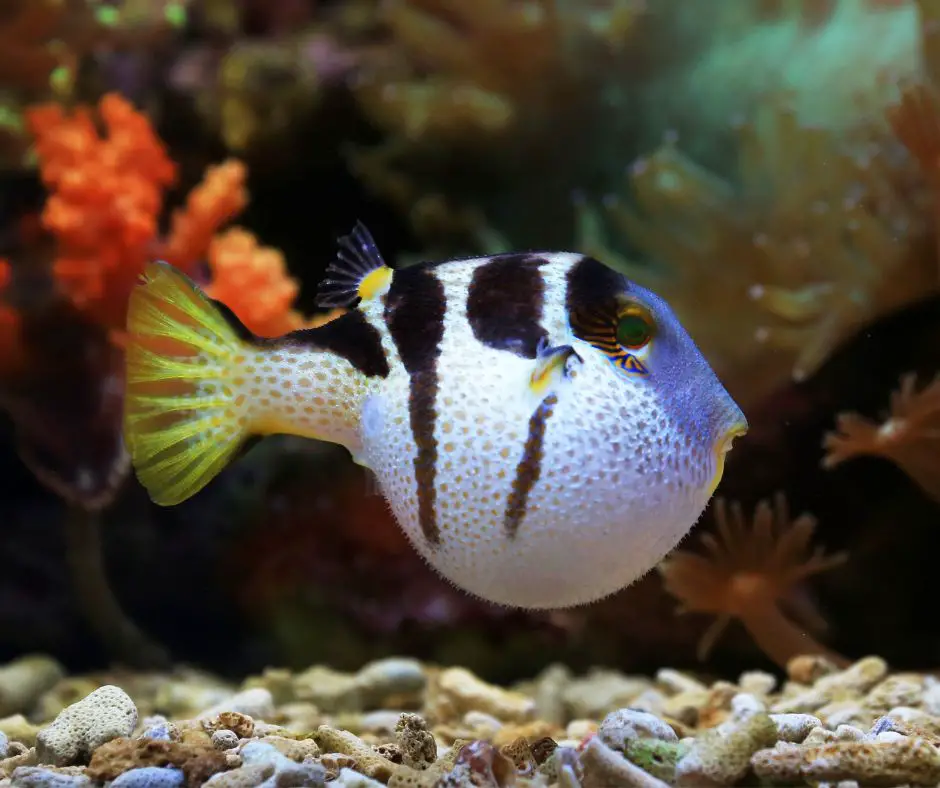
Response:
[529,337,582,398]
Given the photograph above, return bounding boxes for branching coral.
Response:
[577,98,937,408]
[22,93,320,340]
[822,372,940,503]
[658,493,849,670]
[346,0,644,249]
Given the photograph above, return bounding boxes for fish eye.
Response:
[615,309,654,350]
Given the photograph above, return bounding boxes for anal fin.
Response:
[529,337,582,398]
[315,221,393,309]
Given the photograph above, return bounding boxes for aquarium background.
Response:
[0,0,939,688]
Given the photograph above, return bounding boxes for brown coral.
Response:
[822,372,940,503]
[658,493,849,670]
[347,0,644,248]
[577,99,936,409]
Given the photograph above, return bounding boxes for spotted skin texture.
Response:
[127,248,746,608]
[349,253,745,609]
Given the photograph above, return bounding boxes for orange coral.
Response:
[205,228,305,337]
[162,160,248,270]
[578,99,937,408]
[658,493,849,669]
[22,92,312,339]
[822,372,940,503]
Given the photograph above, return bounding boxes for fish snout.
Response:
[712,397,748,458]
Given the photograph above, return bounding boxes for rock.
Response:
[36,686,138,766]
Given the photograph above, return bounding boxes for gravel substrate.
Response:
[1,653,939,787]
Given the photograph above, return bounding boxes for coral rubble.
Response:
[1,653,940,786]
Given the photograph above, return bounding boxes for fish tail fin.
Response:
[124,260,259,506]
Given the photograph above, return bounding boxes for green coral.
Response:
[622,737,689,783]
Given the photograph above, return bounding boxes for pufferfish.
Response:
[122,223,747,609]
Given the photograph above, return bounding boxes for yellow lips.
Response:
[707,420,748,496]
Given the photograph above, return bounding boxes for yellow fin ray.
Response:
[124,261,256,506]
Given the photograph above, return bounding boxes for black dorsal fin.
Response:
[315,221,392,309]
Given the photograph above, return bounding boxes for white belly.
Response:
[359,353,714,609]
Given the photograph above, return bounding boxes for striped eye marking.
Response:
[570,301,655,375]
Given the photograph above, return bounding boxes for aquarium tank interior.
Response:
[1,0,940,786]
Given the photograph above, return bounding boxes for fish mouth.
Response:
[716,419,749,456]
[706,419,748,496]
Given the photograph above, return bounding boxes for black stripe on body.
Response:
[565,255,623,318]
[383,265,446,546]
[504,393,558,539]
[466,254,548,359]
[283,310,390,378]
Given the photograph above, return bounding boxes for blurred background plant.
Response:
[1,0,940,682]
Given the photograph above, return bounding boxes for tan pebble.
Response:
[816,657,888,696]
[395,714,436,770]
[358,711,409,734]
[565,720,598,742]
[210,730,239,750]
[655,669,707,695]
[770,713,822,743]
[197,689,274,722]
[491,721,558,747]
[433,668,534,723]
[921,682,940,716]
[318,753,357,778]
[203,762,272,788]
[36,685,138,766]
[627,689,667,718]
[833,725,867,741]
[659,690,709,727]
[259,735,320,761]
[580,736,670,788]
[33,679,101,723]
[241,668,294,706]
[804,726,838,746]
[875,731,909,743]
[770,686,830,715]
[675,711,777,787]
[333,767,387,787]
[865,674,925,712]
[0,657,65,718]
[355,658,426,707]
[787,655,840,685]
[461,711,502,736]
[201,712,255,739]
[275,702,321,733]
[292,667,361,714]
[809,738,940,786]
[86,736,229,784]
[561,670,651,720]
[0,718,40,748]
[532,664,571,726]
[818,702,873,731]
[738,671,777,696]
[154,678,234,718]
[1,747,37,778]
[597,709,676,752]
[750,741,806,783]
[498,736,538,774]
[313,726,396,780]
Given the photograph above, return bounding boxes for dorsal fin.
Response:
[315,221,393,309]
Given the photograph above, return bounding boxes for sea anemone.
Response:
[822,371,940,503]
[658,492,849,669]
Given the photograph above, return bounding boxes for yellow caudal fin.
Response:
[124,261,257,506]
